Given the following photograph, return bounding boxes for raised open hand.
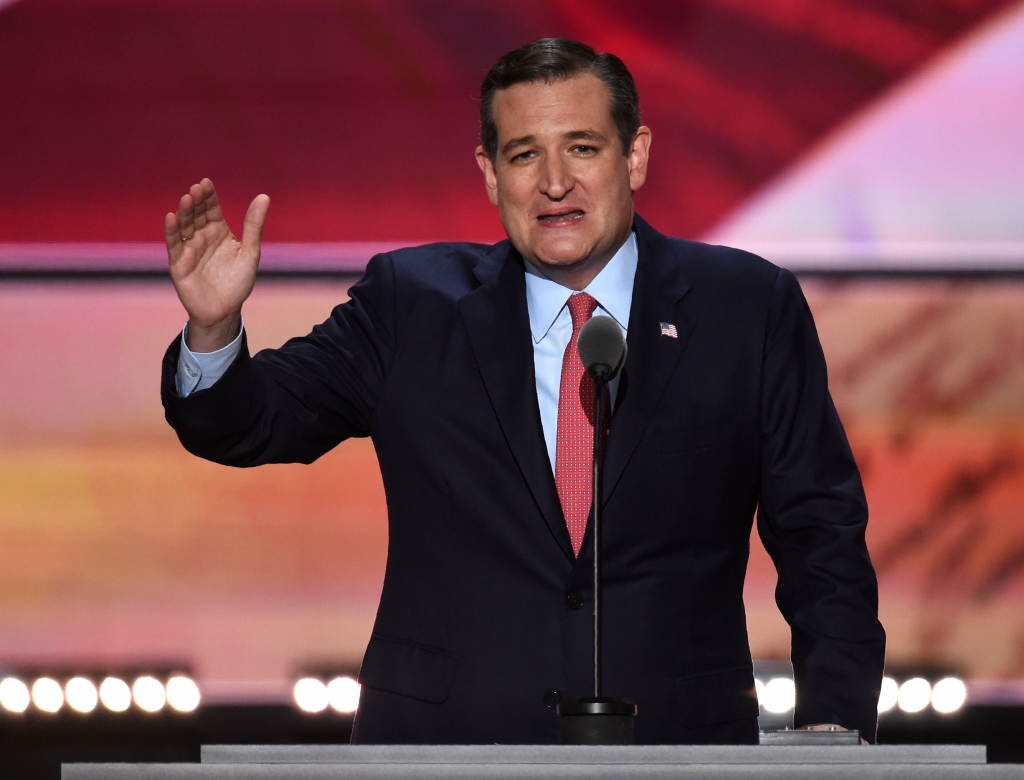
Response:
[164,178,270,352]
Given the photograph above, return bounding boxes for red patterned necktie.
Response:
[555,292,599,556]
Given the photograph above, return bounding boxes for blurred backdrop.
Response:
[1,0,1023,771]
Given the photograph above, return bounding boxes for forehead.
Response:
[491,73,615,141]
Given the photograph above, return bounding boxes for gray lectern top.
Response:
[201,743,987,765]
[63,742,1024,780]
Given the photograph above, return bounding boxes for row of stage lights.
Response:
[754,676,967,715]
[877,676,967,715]
[293,676,361,714]
[291,675,965,717]
[0,675,200,715]
[3,670,957,717]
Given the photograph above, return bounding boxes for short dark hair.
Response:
[480,38,641,160]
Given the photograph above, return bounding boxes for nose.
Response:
[538,153,574,200]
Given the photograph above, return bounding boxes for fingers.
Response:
[175,178,222,240]
[165,190,195,274]
[166,181,209,276]
[190,178,224,233]
[200,178,226,226]
[164,211,183,259]
[176,189,196,242]
[190,181,210,233]
[241,194,271,262]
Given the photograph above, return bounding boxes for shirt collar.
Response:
[524,231,638,344]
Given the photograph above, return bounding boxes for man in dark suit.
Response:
[161,39,885,744]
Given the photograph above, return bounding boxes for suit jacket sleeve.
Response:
[756,267,886,741]
[161,252,396,466]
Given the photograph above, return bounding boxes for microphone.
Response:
[577,316,627,383]
[557,313,637,745]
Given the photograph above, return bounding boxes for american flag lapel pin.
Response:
[659,321,678,338]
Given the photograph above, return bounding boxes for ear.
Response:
[627,127,652,193]
[475,146,500,207]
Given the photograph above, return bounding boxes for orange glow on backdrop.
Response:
[1,279,1023,687]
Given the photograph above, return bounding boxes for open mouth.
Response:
[537,209,585,224]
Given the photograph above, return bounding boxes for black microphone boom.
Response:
[557,314,637,745]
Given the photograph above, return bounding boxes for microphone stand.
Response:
[557,367,637,744]
[592,370,607,700]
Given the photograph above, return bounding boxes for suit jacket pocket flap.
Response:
[358,635,457,704]
[676,666,759,728]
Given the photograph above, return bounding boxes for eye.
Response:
[571,144,598,155]
[510,150,536,162]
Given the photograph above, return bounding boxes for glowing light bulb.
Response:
[99,677,131,712]
[65,678,98,713]
[878,677,899,713]
[32,678,64,713]
[327,676,360,713]
[0,678,30,713]
[294,678,328,713]
[898,678,931,713]
[166,676,201,712]
[931,678,967,714]
[133,676,166,712]
[762,677,796,714]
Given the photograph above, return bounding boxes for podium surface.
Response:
[63,743,1024,779]
[201,743,984,764]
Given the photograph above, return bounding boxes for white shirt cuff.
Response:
[175,319,245,397]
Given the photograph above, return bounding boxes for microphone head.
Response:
[578,315,627,382]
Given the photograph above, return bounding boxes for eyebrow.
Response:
[501,129,609,157]
[563,129,607,143]
[502,135,536,156]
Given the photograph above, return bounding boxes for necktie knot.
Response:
[567,292,598,332]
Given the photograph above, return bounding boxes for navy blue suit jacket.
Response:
[161,215,885,744]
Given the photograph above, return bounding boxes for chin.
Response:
[532,238,593,269]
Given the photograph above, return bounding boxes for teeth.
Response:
[539,211,583,222]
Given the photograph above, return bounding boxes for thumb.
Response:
[241,194,271,261]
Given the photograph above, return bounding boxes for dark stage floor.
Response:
[2,706,1024,780]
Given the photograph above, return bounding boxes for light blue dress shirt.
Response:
[174,319,245,398]
[176,232,639,474]
[523,232,637,471]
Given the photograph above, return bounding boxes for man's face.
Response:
[476,73,650,289]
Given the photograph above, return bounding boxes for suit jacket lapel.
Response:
[603,215,694,504]
[459,243,576,562]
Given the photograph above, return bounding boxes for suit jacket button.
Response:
[544,690,562,709]
[565,591,584,610]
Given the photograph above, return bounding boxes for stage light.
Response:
[294,678,329,713]
[99,677,132,712]
[762,677,795,714]
[878,676,899,713]
[166,676,201,712]
[754,678,765,706]
[327,676,360,713]
[65,678,98,713]
[133,676,166,712]
[898,678,931,713]
[0,678,30,713]
[931,677,967,714]
[32,678,64,713]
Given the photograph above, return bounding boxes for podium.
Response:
[63,741,1024,778]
